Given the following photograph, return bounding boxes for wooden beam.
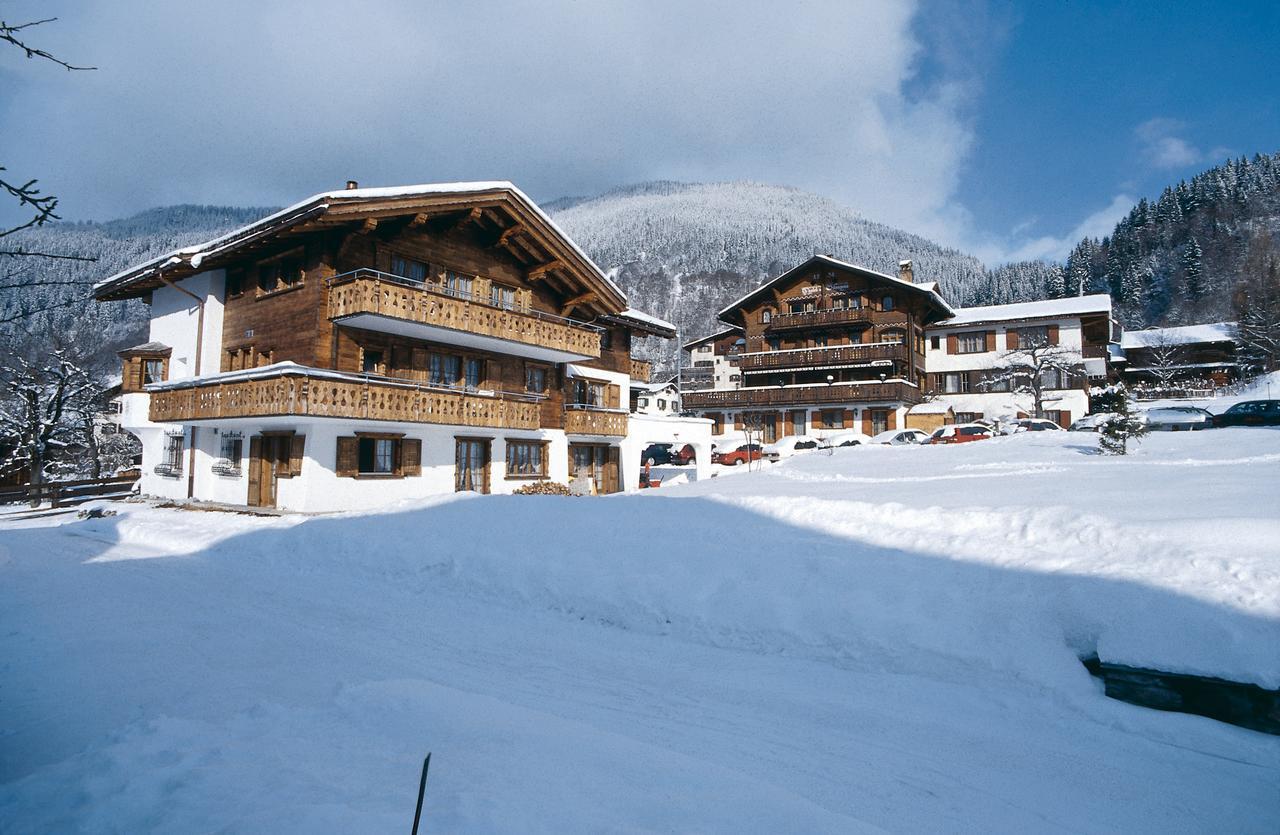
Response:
[493,224,525,249]
[408,212,430,228]
[447,207,482,231]
[360,217,379,234]
[527,261,562,282]
[560,291,596,316]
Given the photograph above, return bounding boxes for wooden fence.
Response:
[0,474,139,508]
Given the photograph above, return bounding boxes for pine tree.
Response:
[1181,237,1204,300]
[1097,384,1148,456]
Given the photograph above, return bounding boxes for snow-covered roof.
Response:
[117,341,172,355]
[94,181,627,310]
[1120,322,1237,349]
[603,307,677,338]
[716,254,954,324]
[631,380,679,393]
[682,326,742,351]
[939,294,1112,327]
[907,401,955,415]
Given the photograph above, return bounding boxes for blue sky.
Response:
[0,1,1276,265]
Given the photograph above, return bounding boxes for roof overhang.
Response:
[93,182,627,316]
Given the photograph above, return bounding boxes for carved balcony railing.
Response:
[764,308,908,332]
[148,366,542,430]
[563,405,629,436]
[629,357,652,382]
[682,381,921,409]
[327,269,602,359]
[738,342,908,372]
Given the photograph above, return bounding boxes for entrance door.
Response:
[870,409,889,435]
[455,439,490,493]
[247,434,290,507]
[569,444,620,494]
[789,410,805,436]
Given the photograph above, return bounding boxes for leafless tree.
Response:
[1,16,96,260]
[1235,231,1280,375]
[1133,329,1187,390]
[981,334,1085,419]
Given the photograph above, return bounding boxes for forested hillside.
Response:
[1060,152,1280,327]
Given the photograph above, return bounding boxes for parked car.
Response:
[640,443,674,466]
[1005,418,1064,434]
[869,429,930,445]
[1068,413,1115,432]
[1143,406,1214,431]
[823,430,873,447]
[762,434,830,461]
[712,443,763,466]
[670,444,697,465]
[1212,399,1280,427]
[924,424,993,445]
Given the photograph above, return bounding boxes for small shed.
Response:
[905,401,955,433]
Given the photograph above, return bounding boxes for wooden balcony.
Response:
[327,269,601,362]
[682,381,921,409]
[765,308,907,332]
[630,357,652,382]
[739,342,907,372]
[148,367,542,430]
[563,406,628,436]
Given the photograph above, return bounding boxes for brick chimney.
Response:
[345,180,359,190]
[898,259,914,283]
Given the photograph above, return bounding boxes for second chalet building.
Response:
[682,255,954,438]
[96,181,707,511]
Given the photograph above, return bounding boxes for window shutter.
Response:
[842,408,853,429]
[289,434,306,476]
[247,436,262,496]
[401,438,422,476]
[888,410,898,430]
[1006,329,1018,350]
[1057,410,1071,429]
[607,384,620,409]
[734,413,743,431]
[946,333,957,354]
[861,411,873,435]
[985,331,996,352]
[1047,324,1060,346]
[336,436,358,477]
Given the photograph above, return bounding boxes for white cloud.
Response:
[961,193,1134,265]
[1135,118,1202,169]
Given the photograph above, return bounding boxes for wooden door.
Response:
[602,447,620,495]
[247,436,263,506]
[455,439,490,493]
[248,435,289,507]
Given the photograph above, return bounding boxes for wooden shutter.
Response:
[289,434,306,476]
[842,408,853,429]
[1006,329,1018,350]
[985,331,996,352]
[946,333,957,354]
[862,411,873,435]
[607,384,620,409]
[401,438,422,476]
[605,447,620,494]
[247,437,262,503]
[734,413,743,431]
[1047,324,1060,345]
[336,436,358,477]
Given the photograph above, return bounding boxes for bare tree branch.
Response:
[0,17,96,70]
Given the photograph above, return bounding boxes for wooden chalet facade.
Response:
[681,256,953,440]
[96,182,681,510]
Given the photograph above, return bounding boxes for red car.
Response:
[670,444,697,465]
[713,443,764,465]
[924,424,993,445]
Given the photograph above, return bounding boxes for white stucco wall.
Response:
[925,318,1084,374]
[148,270,225,378]
[621,413,714,486]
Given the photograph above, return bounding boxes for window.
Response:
[881,329,905,344]
[955,412,981,424]
[790,300,815,314]
[429,354,462,387]
[525,365,547,394]
[638,397,649,408]
[956,332,986,353]
[882,296,894,311]
[214,433,243,476]
[1040,367,1066,389]
[767,336,782,351]
[761,308,773,324]
[657,399,667,411]
[1018,326,1049,348]
[930,335,940,350]
[813,334,828,348]
[600,329,614,350]
[143,358,165,384]
[226,269,244,298]
[821,409,843,429]
[505,440,546,478]
[257,254,304,293]
[279,258,303,287]
[870,409,889,435]
[465,357,484,390]
[157,434,183,476]
[391,254,429,283]
[490,283,517,309]
[443,270,472,300]
[358,438,397,475]
[848,295,863,310]
[362,350,383,374]
[573,379,605,407]
[943,373,970,394]
[984,372,1011,392]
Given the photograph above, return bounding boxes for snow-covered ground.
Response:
[1,429,1278,832]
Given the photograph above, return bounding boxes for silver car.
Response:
[1142,406,1214,431]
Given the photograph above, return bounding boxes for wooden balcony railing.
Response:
[563,406,629,436]
[765,308,908,332]
[148,368,542,430]
[327,269,601,358]
[682,381,921,409]
[630,357,652,383]
[739,342,907,371]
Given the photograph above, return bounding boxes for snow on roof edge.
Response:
[1119,321,1238,349]
[939,293,1113,326]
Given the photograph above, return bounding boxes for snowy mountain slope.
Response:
[1,429,1277,831]
[550,181,1060,365]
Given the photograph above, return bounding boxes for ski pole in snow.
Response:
[410,752,431,835]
